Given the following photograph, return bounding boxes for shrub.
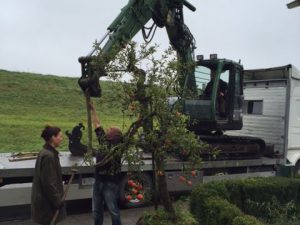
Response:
[205,197,243,225]
[138,201,197,225]
[245,198,300,225]
[232,215,265,225]
[238,177,300,215]
[190,181,230,224]
[190,177,300,225]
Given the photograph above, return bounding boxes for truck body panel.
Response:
[287,66,300,165]
[227,65,300,165]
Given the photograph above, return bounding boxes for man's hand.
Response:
[59,201,65,209]
[89,100,95,111]
[89,100,101,129]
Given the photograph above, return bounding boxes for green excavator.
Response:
[77,0,269,159]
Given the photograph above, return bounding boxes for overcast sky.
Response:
[0,0,299,77]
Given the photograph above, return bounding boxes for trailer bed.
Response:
[0,152,280,185]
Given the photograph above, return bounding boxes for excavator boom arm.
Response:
[78,0,196,97]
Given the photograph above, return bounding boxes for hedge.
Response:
[190,177,300,225]
[138,201,198,225]
[224,177,300,215]
[232,215,264,225]
[204,197,243,225]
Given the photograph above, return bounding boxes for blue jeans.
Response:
[92,179,122,225]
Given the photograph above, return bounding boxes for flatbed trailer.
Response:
[0,152,280,186]
[0,151,280,220]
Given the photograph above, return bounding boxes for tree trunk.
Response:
[155,154,176,221]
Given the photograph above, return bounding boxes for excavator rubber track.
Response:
[199,135,271,160]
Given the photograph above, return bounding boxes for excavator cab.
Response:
[183,56,244,134]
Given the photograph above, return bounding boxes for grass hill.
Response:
[0,70,129,153]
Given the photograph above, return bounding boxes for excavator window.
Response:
[183,60,243,131]
[195,66,211,96]
[220,70,229,84]
[234,69,243,110]
[195,66,229,100]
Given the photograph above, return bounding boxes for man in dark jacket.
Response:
[202,69,228,98]
[31,125,66,225]
[90,101,123,225]
[202,69,228,117]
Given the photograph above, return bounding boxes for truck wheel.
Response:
[119,172,153,208]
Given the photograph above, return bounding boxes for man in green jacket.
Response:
[31,125,66,225]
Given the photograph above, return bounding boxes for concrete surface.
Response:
[0,206,154,225]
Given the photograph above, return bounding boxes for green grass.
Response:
[0,69,132,153]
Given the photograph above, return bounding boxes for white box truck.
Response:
[227,64,300,173]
